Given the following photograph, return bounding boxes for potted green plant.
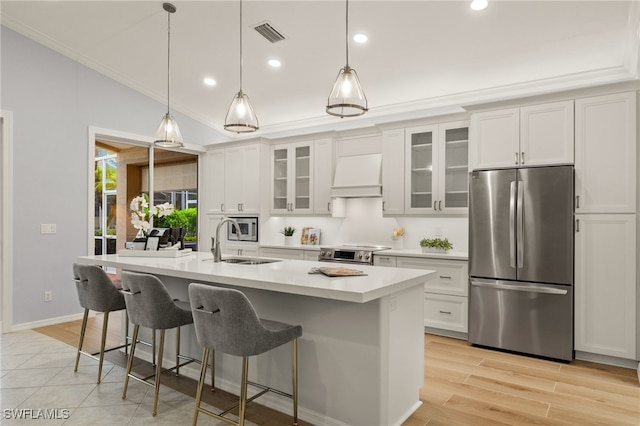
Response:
[419,237,453,254]
[281,226,296,245]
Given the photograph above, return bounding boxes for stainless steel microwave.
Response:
[227,217,259,242]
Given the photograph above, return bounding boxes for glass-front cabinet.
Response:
[405,121,469,214]
[271,142,313,214]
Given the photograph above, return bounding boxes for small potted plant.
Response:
[281,226,296,245]
[419,237,453,254]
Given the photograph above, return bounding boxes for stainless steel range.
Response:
[318,245,390,265]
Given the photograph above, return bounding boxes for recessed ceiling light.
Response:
[203,77,217,86]
[470,0,488,11]
[353,33,368,44]
[268,59,281,68]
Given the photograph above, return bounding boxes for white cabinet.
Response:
[381,130,405,215]
[396,256,469,335]
[470,100,574,169]
[205,143,261,214]
[271,142,313,214]
[373,254,397,267]
[574,214,636,360]
[313,138,336,215]
[260,247,305,260]
[575,92,636,213]
[405,121,469,214]
[225,242,259,257]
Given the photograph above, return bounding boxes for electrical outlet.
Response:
[44,291,53,302]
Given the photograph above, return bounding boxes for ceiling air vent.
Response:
[253,21,286,43]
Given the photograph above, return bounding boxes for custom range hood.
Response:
[330,153,382,198]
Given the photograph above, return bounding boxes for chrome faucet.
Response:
[212,217,242,262]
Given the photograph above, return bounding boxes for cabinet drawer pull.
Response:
[433,201,437,211]
[576,219,580,232]
[221,203,225,211]
[515,152,519,165]
[439,275,452,279]
[382,201,386,211]
[438,200,442,211]
[521,151,525,164]
[327,202,331,212]
[439,310,452,315]
[576,195,580,209]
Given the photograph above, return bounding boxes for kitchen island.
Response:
[77,251,434,426]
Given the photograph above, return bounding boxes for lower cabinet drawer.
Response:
[424,293,468,333]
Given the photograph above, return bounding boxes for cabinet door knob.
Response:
[521,152,525,164]
[433,201,437,211]
[327,202,331,212]
[576,219,580,232]
[439,200,442,211]
[382,201,386,211]
[576,195,580,209]
[515,152,519,165]
[221,203,225,211]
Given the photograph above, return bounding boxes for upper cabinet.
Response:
[382,121,469,215]
[404,121,469,215]
[313,137,336,215]
[574,91,636,214]
[271,141,314,214]
[205,143,261,214]
[470,100,574,169]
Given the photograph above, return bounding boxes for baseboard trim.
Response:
[8,312,90,332]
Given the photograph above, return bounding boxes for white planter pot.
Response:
[421,247,448,254]
[284,236,295,246]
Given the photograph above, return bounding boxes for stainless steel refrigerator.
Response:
[468,165,574,361]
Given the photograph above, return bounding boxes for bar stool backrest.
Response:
[189,284,296,357]
[74,263,125,313]
[121,271,192,330]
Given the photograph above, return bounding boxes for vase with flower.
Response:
[129,194,175,246]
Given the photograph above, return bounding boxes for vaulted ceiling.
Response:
[2,1,638,141]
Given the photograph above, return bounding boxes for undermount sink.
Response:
[221,257,282,265]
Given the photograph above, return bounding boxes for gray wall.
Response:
[0,26,223,326]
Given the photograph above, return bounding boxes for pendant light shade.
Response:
[225,0,259,133]
[224,91,259,133]
[154,3,183,147]
[326,0,368,118]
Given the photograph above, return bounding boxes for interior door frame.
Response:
[1,110,14,333]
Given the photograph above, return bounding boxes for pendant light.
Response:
[224,0,259,133]
[154,2,183,148]
[326,0,368,118]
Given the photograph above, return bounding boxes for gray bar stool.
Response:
[120,271,197,417]
[188,283,302,426]
[72,263,129,384]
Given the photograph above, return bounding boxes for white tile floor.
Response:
[0,330,250,425]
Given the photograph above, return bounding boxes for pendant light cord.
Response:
[166,8,171,115]
[345,0,349,67]
[239,0,243,93]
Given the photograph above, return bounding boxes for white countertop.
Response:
[77,251,433,304]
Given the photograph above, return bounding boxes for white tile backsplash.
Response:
[261,198,468,253]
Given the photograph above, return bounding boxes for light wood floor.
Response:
[35,316,640,425]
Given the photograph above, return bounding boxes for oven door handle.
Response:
[470,280,568,295]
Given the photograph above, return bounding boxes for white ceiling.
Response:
[2,0,639,142]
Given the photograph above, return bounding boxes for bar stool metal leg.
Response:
[292,339,298,426]
[74,308,90,373]
[175,327,180,376]
[122,324,139,400]
[192,347,209,426]
[152,330,166,416]
[97,312,110,384]
[239,356,249,426]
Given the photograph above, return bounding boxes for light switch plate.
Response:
[40,224,57,234]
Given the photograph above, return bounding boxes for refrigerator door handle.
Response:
[509,181,516,268]
[470,280,568,295]
[517,180,524,268]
